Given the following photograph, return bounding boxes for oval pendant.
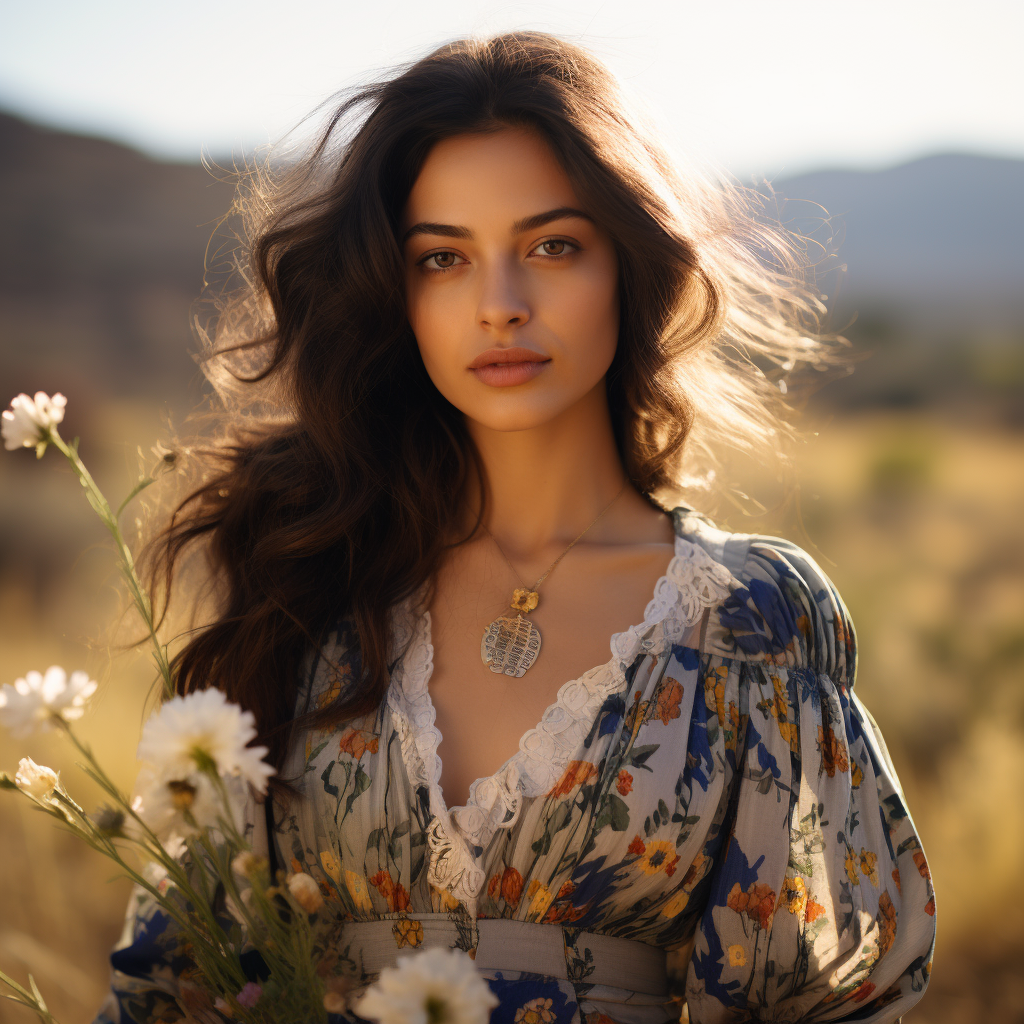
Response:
[481,614,542,677]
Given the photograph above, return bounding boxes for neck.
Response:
[463,381,632,557]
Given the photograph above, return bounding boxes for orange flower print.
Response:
[501,868,524,909]
[859,848,879,887]
[851,762,864,789]
[514,997,556,1024]
[782,875,807,917]
[851,981,876,1003]
[584,1014,616,1024]
[805,897,826,924]
[653,678,684,725]
[913,850,931,881]
[877,891,897,957]
[802,901,827,925]
[548,760,597,797]
[818,722,849,778]
[338,728,378,760]
[542,881,585,924]
[487,874,501,900]
[680,852,708,889]
[892,868,902,894]
[727,881,776,930]
[628,835,646,857]
[845,849,860,886]
[925,896,935,916]
[616,770,633,796]
[624,692,650,735]
[370,870,411,913]
[392,919,423,948]
[704,667,727,728]
[636,840,680,877]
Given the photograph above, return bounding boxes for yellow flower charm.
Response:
[511,588,540,613]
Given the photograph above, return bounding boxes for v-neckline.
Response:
[392,526,692,834]
[384,507,739,906]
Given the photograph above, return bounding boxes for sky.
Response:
[1,0,1022,180]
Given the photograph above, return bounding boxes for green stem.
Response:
[48,430,173,699]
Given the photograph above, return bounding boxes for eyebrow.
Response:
[402,206,593,244]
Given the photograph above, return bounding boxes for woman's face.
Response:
[401,127,620,433]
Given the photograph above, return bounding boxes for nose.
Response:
[476,258,530,332]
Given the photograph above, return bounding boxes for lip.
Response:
[468,346,551,388]
[468,347,550,369]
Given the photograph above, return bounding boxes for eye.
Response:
[529,238,577,257]
[418,250,467,272]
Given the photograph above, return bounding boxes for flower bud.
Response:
[324,991,347,1014]
[15,757,58,800]
[90,804,126,835]
[287,871,324,913]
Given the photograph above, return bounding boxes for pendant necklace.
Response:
[480,483,628,678]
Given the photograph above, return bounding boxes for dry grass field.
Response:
[0,404,1021,1024]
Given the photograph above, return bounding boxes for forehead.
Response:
[402,127,582,229]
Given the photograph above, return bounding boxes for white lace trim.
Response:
[387,531,736,910]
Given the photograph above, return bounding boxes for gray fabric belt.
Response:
[339,916,669,996]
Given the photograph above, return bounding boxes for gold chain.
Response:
[483,481,629,594]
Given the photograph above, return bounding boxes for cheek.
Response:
[552,260,620,365]
[405,277,456,378]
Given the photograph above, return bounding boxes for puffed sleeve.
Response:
[686,537,936,1023]
[91,787,273,1024]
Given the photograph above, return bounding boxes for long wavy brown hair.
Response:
[144,31,845,797]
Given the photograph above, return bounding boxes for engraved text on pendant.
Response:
[481,614,542,677]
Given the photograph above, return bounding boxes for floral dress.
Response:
[93,506,936,1024]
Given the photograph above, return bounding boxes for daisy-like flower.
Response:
[137,688,275,794]
[2,391,67,451]
[129,764,246,847]
[354,947,498,1024]
[0,666,98,737]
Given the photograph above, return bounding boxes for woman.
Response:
[94,31,936,1024]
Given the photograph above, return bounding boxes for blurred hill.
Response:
[0,109,1022,418]
[0,110,234,410]
[769,153,1024,325]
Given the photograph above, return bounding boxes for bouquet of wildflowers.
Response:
[0,393,499,1024]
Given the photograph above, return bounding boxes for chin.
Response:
[459,392,583,433]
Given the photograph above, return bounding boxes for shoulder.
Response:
[669,505,857,683]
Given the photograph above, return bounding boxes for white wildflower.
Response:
[2,391,66,451]
[0,666,98,736]
[129,764,244,846]
[231,850,266,879]
[354,947,498,1024]
[14,757,59,801]
[136,689,275,794]
[287,871,324,913]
